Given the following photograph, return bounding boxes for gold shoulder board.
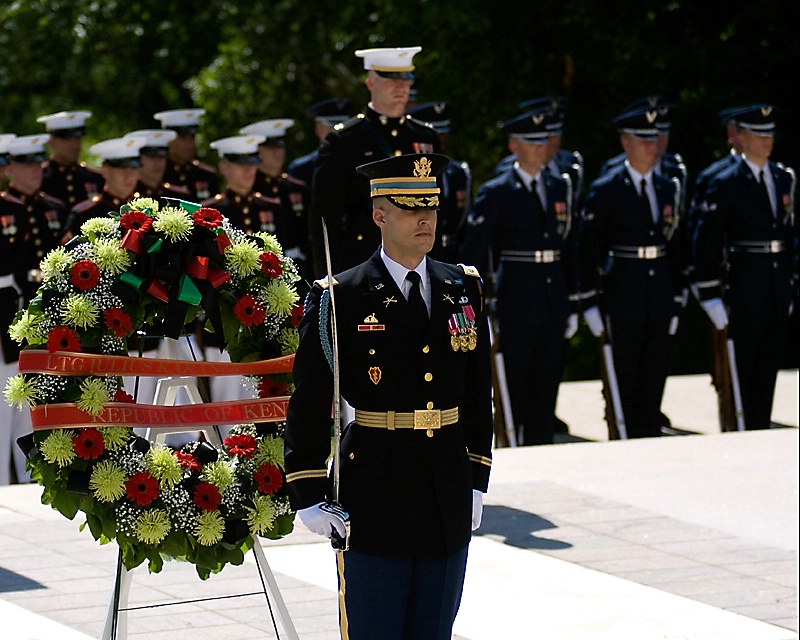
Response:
[313,276,339,289]
[458,263,481,278]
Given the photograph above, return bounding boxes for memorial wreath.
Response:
[4,197,303,579]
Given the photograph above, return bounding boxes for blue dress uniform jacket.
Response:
[496,149,584,196]
[41,159,104,209]
[287,149,317,195]
[429,159,471,263]
[284,252,493,558]
[162,159,220,202]
[308,108,440,276]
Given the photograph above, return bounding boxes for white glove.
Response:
[668,316,679,336]
[700,298,729,330]
[564,313,579,339]
[298,502,347,539]
[472,490,483,531]
[583,306,605,338]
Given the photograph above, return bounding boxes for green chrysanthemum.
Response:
[134,508,171,545]
[278,327,299,356]
[40,246,72,280]
[145,444,183,488]
[81,217,118,238]
[40,430,77,467]
[127,197,159,214]
[9,311,42,344]
[90,238,132,274]
[245,494,276,535]
[224,241,262,278]
[195,511,225,546]
[253,232,284,256]
[202,459,235,492]
[62,294,100,329]
[90,460,127,502]
[264,280,300,316]
[153,206,193,241]
[254,434,284,470]
[76,378,110,416]
[98,427,131,452]
[4,374,39,409]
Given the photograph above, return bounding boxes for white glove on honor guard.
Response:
[700,298,729,330]
[669,316,679,336]
[472,490,484,531]
[298,502,347,539]
[564,313,579,339]
[582,306,605,338]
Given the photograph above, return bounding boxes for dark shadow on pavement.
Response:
[474,505,572,550]
[0,567,45,593]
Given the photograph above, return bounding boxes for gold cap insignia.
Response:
[414,156,432,178]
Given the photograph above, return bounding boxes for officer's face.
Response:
[102,166,140,199]
[48,135,82,164]
[139,154,167,186]
[169,134,196,164]
[219,159,257,196]
[621,134,659,169]
[6,161,44,195]
[509,137,548,171]
[740,129,774,165]
[546,134,561,162]
[374,199,437,267]
[257,144,285,176]
[366,71,412,115]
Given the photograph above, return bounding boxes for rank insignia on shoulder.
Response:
[314,276,339,289]
[458,263,481,278]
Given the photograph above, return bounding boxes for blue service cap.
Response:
[356,153,448,211]
[730,104,777,135]
[613,107,660,140]
[306,98,356,125]
[517,96,567,119]
[407,102,452,133]
[502,107,557,142]
[621,96,672,132]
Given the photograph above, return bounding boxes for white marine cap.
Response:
[36,110,92,136]
[89,137,147,167]
[124,129,178,155]
[354,46,422,77]
[238,119,295,144]
[209,134,266,164]
[0,134,17,163]
[152,108,206,131]
[7,135,49,163]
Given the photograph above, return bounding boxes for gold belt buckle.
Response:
[770,240,782,253]
[414,409,441,437]
[542,249,555,262]
[640,246,658,259]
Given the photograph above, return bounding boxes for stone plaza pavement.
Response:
[0,370,797,640]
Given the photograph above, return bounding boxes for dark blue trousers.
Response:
[336,545,469,640]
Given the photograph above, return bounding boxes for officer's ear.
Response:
[373,205,387,227]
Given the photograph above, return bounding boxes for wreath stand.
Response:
[100,337,299,640]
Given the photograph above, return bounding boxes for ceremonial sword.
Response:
[319,218,351,551]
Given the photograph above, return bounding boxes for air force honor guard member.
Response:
[461,109,577,446]
[692,104,797,431]
[285,153,492,640]
[153,108,220,202]
[37,110,104,208]
[308,46,440,276]
[577,106,683,439]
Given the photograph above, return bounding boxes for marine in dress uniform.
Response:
[153,108,220,202]
[287,97,356,196]
[692,104,797,430]
[0,134,15,188]
[123,129,191,207]
[285,153,493,640]
[36,111,104,209]
[0,134,68,484]
[61,137,147,243]
[239,119,310,276]
[577,107,684,439]
[407,102,472,263]
[461,109,578,446]
[308,46,440,277]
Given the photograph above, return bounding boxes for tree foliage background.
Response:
[1,0,797,377]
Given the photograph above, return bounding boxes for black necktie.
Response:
[640,178,654,222]
[405,271,429,329]
[759,170,774,216]
[531,179,545,212]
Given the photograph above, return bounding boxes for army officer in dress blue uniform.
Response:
[461,108,577,446]
[693,104,797,430]
[577,107,683,439]
[285,153,493,640]
[307,46,440,276]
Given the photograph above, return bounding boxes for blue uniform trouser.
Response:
[336,545,469,640]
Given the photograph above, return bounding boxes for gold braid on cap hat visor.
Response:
[390,195,440,208]
[370,64,416,72]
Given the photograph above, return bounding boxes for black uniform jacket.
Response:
[577,163,683,323]
[461,167,577,325]
[285,252,493,558]
[308,107,440,275]
[162,159,220,202]
[41,159,104,209]
[693,156,797,309]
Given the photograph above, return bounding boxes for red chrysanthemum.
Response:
[125,471,160,506]
[260,251,283,277]
[253,463,283,495]
[47,326,81,353]
[119,210,153,232]
[290,304,304,327]
[113,388,135,403]
[257,377,288,398]
[173,451,201,472]
[193,482,222,512]
[104,308,133,337]
[224,434,258,458]
[72,427,106,460]
[70,260,101,291]
[192,207,223,229]
[232,294,266,327]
